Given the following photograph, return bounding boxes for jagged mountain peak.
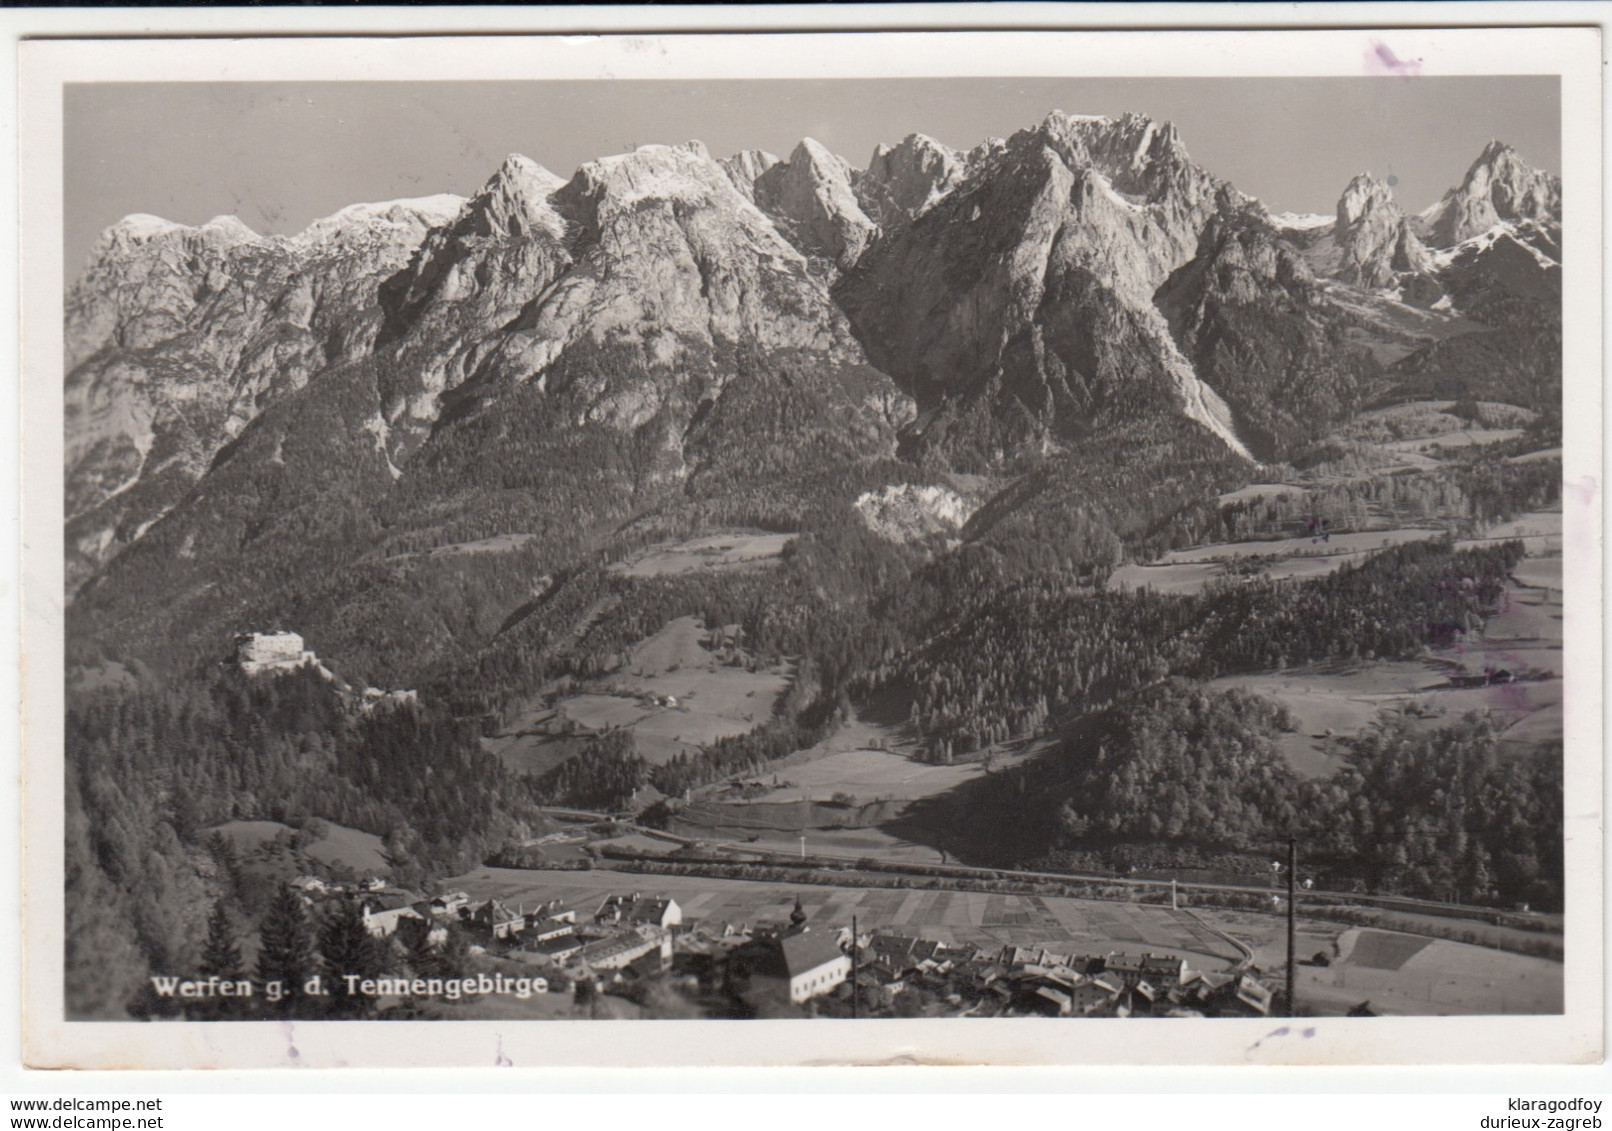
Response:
[1420,139,1560,248]
[457,153,569,242]
[1477,137,1515,163]
[790,136,846,167]
[1338,172,1397,221]
[561,141,752,225]
[870,131,954,164]
[1024,108,1210,209]
[857,132,967,225]
[751,136,876,269]
[1038,109,1186,160]
[720,149,781,200]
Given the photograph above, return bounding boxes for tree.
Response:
[200,898,245,980]
[319,898,384,1018]
[256,884,316,1015]
[193,898,246,1019]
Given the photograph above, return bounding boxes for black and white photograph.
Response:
[16,21,1603,1070]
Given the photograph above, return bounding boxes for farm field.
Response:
[1109,530,1441,598]
[1456,508,1562,555]
[381,531,538,562]
[1382,428,1525,455]
[607,532,794,579]
[1217,483,1310,506]
[1210,661,1442,778]
[1311,928,1561,1016]
[486,616,792,769]
[450,866,1239,967]
[210,819,389,873]
[450,866,1561,1015]
[1210,571,1562,774]
[1230,915,1562,1016]
[1159,527,1444,565]
[732,747,1001,805]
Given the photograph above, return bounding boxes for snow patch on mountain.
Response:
[1428,222,1560,273]
[292,194,466,250]
[1271,212,1334,230]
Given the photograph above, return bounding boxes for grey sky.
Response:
[64,76,1559,272]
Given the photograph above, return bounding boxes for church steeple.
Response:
[788,894,808,931]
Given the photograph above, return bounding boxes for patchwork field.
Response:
[1382,428,1525,456]
[450,866,1239,967]
[451,866,1561,1015]
[607,532,794,579]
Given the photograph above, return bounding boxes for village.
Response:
[286,872,1279,1020]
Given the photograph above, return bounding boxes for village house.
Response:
[728,898,852,1007]
[394,913,449,951]
[524,913,578,942]
[423,891,470,916]
[594,894,683,930]
[361,895,424,938]
[571,924,674,976]
[1103,951,1191,989]
[468,899,526,942]
[741,929,852,1005]
[525,931,586,965]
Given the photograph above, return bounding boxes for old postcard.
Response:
[16,18,1603,1069]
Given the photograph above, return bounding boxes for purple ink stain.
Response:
[1568,475,1597,508]
[495,1034,513,1067]
[1386,175,1399,187]
[1365,40,1423,77]
[281,1020,300,1063]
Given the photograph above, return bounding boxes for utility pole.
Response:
[851,915,858,1021]
[1286,835,1298,1019]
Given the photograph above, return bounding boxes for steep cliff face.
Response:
[854,133,969,227]
[1331,174,1434,288]
[1156,209,1382,459]
[64,195,463,586]
[835,111,1246,467]
[370,141,903,463]
[751,138,879,271]
[63,117,1562,679]
[1419,140,1561,249]
[720,148,781,201]
[1276,174,1434,297]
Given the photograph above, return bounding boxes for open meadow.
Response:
[607,532,794,579]
[485,615,792,769]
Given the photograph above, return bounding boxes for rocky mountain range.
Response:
[64,110,1561,681]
